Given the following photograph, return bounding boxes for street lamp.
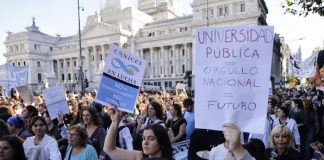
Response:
[77,0,85,93]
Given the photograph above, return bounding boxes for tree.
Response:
[282,0,324,16]
[184,70,192,88]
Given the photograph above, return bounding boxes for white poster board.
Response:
[195,25,274,134]
[43,85,69,119]
[16,85,35,105]
[96,44,147,113]
[172,140,190,160]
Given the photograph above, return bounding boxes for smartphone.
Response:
[271,151,278,159]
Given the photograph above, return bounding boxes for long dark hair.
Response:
[143,124,173,159]
[0,135,27,160]
[172,103,183,118]
[149,101,164,120]
[81,107,100,126]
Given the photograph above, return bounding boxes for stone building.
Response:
[3,0,281,92]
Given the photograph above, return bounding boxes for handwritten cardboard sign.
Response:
[195,25,274,134]
[96,45,147,113]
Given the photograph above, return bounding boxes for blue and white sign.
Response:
[96,45,147,113]
[0,64,29,96]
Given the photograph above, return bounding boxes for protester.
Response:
[166,103,187,143]
[183,98,195,139]
[136,101,166,133]
[64,124,98,160]
[0,119,10,139]
[42,111,62,140]
[23,116,62,160]
[21,105,38,132]
[7,116,32,140]
[134,101,166,150]
[0,135,27,160]
[104,108,174,160]
[81,107,106,159]
[209,123,256,160]
[273,106,300,149]
[266,125,301,160]
[188,129,224,160]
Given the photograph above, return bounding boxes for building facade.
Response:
[3,0,280,92]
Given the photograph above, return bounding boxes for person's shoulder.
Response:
[23,136,35,144]
[85,144,96,151]
[288,148,301,159]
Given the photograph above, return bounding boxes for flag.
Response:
[288,55,301,77]
[299,52,318,78]
[292,46,302,61]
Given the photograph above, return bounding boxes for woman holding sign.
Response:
[104,108,174,160]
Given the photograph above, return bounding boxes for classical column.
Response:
[172,45,176,76]
[150,48,153,77]
[184,43,187,73]
[161,46,164,76]
[86,47,91,81]
[94,46,98,73]
[28,59,34,84]
[63,59,67,82]
[57,59,61,82]
[102,44,106,61]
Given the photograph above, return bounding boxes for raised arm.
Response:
[223,123,255,160]
[103,108,142,160]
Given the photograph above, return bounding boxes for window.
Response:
[38,73,42,83]
[61,62,64,68]
[20,44,25,50]
[68,74,71,80]
[74,61,76,67]
[12,63,15,66]
[218,6,229,16]
[49,46,53,51]
[23,61,26,66]
[61,74,65,81]
[100,54,103,60]
[182,65,185,73]
[67,62,70,67]
[225,6,229,15]
[18,62,21,66]
[74,73,77,80]
[218,7,224,16]
[37,61,41,67]
[34,44,37,50]
[182,49,185,56]
[171,66,173,74]
[240,3,245,12]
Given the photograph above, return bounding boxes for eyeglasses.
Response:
[68,132,79,137]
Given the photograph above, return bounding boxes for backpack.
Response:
[116,125,127,149]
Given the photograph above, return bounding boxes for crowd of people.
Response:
[0,86,324,160]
